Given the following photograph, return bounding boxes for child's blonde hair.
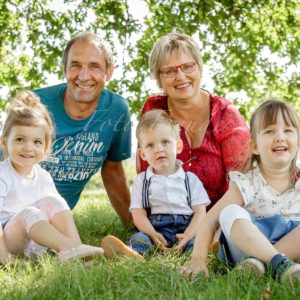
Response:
[246,99,300,183]
[1,91,54,156]
[136,110,180,143]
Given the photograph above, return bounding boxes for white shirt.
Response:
[230,168,300,220]
[130,161,210,215]
[0,158,64,224]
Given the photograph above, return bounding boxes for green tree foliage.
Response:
[0,0,139,109]
[0,0,299,119]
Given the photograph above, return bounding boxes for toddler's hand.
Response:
[175,233,190,252]
[151,232,168,251]
[180,258,209,279]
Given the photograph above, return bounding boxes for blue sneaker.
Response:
[270,253,300,282]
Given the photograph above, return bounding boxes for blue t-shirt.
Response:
[35,83,131,209]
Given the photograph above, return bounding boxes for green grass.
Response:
[1,161,300,299]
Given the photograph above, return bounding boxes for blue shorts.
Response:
[218,214,300,266]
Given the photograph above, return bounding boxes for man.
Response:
[35,32,131,225]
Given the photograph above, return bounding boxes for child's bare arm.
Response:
[132,208,168,249]
[175,205,206,251]
[180,182,245,278]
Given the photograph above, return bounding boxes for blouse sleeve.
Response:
[213,98,250,172]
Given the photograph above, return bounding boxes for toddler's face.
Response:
[3,125,47,177]
[138,123,182,176]
[252,111,299,171]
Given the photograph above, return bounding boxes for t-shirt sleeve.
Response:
[42,169,63,196]
[188,172,211,207]
[0,176,9,213]
[129,173,145,211]
[215,101,250,172]
[229,171,250,206]
[107,105,131,162]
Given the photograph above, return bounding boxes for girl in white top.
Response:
[181,99,300,282]
[0,91,103,265]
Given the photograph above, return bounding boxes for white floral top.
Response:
[230,168,300,220]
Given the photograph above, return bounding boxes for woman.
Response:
[138,31,250,209]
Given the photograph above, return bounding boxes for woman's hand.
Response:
[180,258,209,279]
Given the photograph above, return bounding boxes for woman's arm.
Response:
[180,182,244,278]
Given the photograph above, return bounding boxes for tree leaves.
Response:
[0,0,299,119]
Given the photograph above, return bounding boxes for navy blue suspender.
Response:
[141,171,192,215]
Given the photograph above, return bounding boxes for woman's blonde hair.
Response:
[245,99,300,183]
[149,31,203,88]
[137,110,180,144]
[1,91,54,156]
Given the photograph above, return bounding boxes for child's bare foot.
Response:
[100,235,143,259]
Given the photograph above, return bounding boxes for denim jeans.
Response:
[128,214,194,254]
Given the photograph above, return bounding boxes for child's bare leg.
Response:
[220,204,278,263]
[50,211,81,245]
[230,219,278,263]
[29,220,78,252]
[0,224,11,263]
[274,226,300,260]
[37,195,81,244]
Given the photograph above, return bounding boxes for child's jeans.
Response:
[128,214,194,254]
[218,204,300,266]
[2,194,70,255]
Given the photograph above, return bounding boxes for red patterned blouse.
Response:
[138,93,250,209]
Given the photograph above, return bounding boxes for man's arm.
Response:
[101,160,132,226]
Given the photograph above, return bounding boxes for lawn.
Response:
[0,161,299,299]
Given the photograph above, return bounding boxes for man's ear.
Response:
[138,148,147,161]
[106,65,115,81]
[251,140,259,155]
[176,139,183,154]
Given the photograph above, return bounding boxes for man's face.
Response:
[65,39,114,105]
